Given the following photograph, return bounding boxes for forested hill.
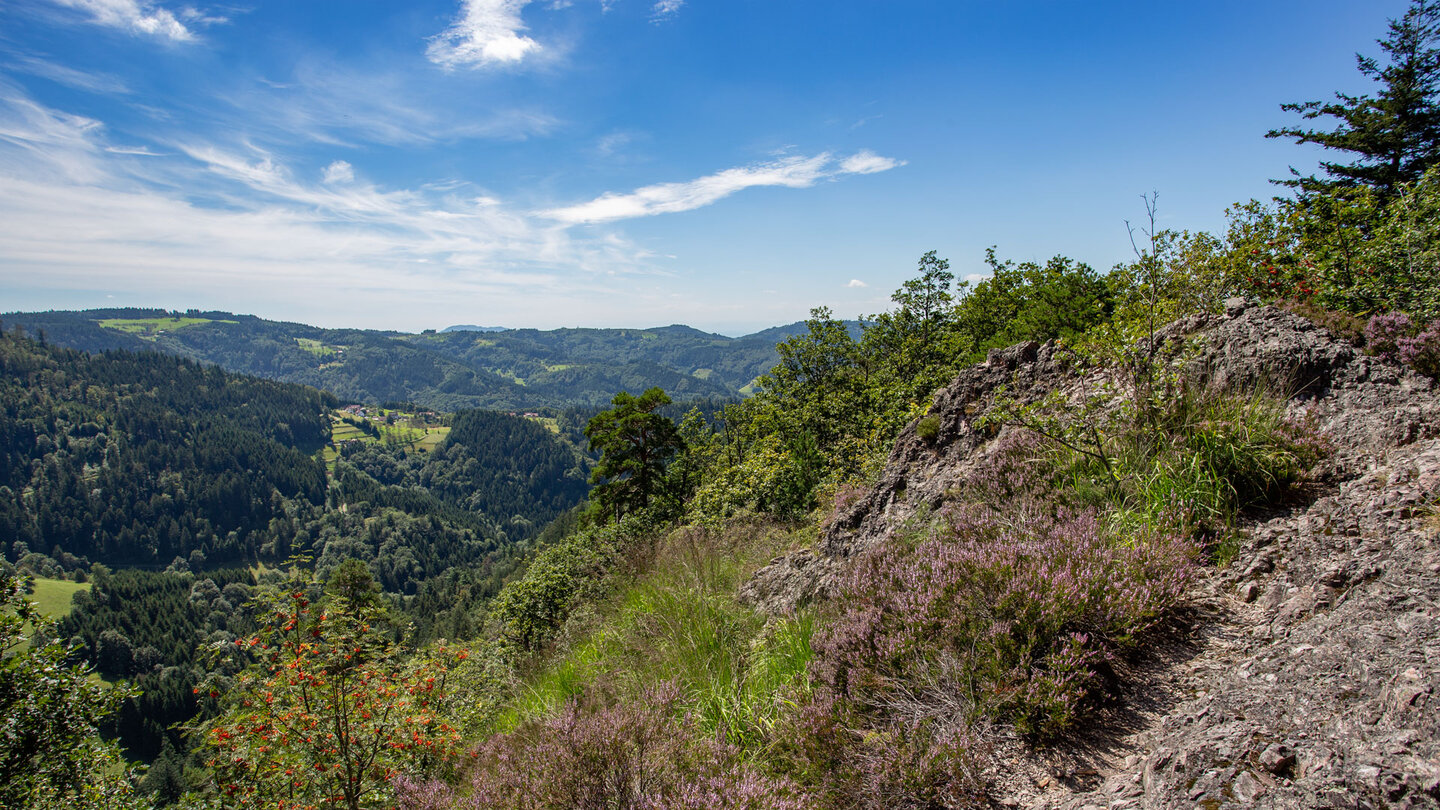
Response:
[1,308,821,410]
[0,327,594,763]
[0,329,333,568]
[0,328,590,579]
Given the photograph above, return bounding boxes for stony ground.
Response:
[744,302,1440,809]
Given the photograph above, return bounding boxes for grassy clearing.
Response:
[691,368,714,379]
[294,337,336,358]
[495,520,814,759]
[97,316,234,336]
[28,577,89,619]
[325,411,451,466]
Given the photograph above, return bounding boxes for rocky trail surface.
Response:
[745,302,1440,809]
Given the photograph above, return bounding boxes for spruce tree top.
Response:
[1268,0,1440,197]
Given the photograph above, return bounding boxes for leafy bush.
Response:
[915,414,940,443]
[198,574,466,810]
[0,572,141,808]
[1222,168,1440,320]
[486,518,638,654]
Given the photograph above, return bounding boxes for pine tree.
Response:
[1268,0,1440,196]
[584,387,681,521]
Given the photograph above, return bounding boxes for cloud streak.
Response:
[543,151,905,224]
[49,0,198,41]
[0,88,903,330]
[0,90,667,328]
[428,0,541,69]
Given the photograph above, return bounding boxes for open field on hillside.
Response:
[98,316,235,336]
[28,576,89,619]
[323,410,452,465]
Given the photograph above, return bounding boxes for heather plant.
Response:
[398,686,811,810]
[1283,298,1367,345]
[813,500,1196,738]
[1398,319,1440,377]
[1366,310,1415,359]
[768,696,985,810]
[1366,310,1440,378]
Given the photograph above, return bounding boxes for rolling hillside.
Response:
[2,308,821,410]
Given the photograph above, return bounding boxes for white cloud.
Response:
[105,145,166,156]
[544,150,904,224]
[595,132,632,157]
[840,149,904,175]
[214,62,560,148]
[651,0,683,20]
[846,279,867,288]
[6,55,131,95]
[322,160,355,184]
[0,91,676,330]
[49,0,196,41]
[427,0,542,69]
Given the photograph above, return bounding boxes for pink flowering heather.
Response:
[399,685,811,810]
[1398,319,1440,378]
[814,502,1195,737]
[1365,311,1440,378]
[812,429,1198,740]
[1365,311,1415,360]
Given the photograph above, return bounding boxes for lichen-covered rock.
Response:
[742,302,1440,808]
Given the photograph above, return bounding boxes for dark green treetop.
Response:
[584,387,683,521]
[1268,0,1440,196]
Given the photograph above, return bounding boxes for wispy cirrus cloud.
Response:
[427,0,542,69]
[47,0,201,42]
[214,61,560,148]
[0,89,663,329]
[4,54,132,95]
[651,0,684,21]
[543,150,906,224]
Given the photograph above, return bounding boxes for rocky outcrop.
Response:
[742,301,1440,808]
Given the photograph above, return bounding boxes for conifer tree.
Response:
[1268,0,1440,196]
[584,387,682,521]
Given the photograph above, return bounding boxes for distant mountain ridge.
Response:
[1,307,822,410]
[442,324,507,333]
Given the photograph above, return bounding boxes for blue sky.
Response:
[0,0,1415,334]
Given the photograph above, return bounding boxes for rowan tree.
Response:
[197,570,464,810]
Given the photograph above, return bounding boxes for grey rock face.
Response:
[741,303,1440,808]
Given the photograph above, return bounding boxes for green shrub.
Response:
[915,414,941,443]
